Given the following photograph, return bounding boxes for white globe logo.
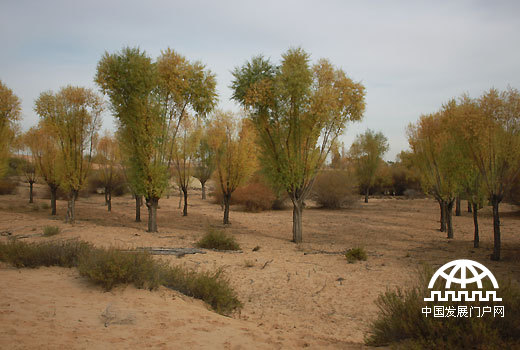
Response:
[424,259,502,302]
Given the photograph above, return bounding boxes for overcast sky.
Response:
[2,0,519,160]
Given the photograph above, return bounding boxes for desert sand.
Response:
[1,184,519,349]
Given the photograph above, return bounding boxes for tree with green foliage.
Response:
[208,111,257,224]
[454,88,520,260]
[35,86,102,223]
[96,47,217,232]
[231,48,365,242]
[0,80,21,177]
[24,125,61,215]
[349,129,389,203]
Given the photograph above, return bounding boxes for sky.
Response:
[2,0,519,161]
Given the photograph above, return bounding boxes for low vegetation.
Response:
[365,267,520,349]
[312,170,357,209]
[345,247,367,263]
[196,228,241,251]
[0,240,241,315]
[42,225,60,236]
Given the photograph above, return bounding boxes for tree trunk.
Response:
[468,200,472,213]
[135,196,141,222]
[472,202,479,248]
[446,200,454,239]
[455,196,461,216]
[107,189,112,212]
[201,182,206,200]
[223,193,231,224]
[146,197,159,232]
[364,188,369,203]
[182,187,188,216]
[491,196,501,261]
[438,200,446,232]
[29,181,34,203]
[292,199,303,243]
[66,190,78,224]
[50,185,57,216]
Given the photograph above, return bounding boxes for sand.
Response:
[1,184,519,349]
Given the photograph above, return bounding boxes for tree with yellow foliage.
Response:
[95,132,122,212]
[208,111,257,224]
[35,86,102,223]
[0,80,21,177]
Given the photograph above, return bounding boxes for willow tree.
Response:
[208,111,257,224]
[95,47,217,232]
[171,116,200,216]
[455,88,520,260]
[349,129,389,203]
[407,102,463,239]
[95,132,122,212]
[18,133,37,203]
[231,48,365,242]
[35,86,102,223]
[193,129,216,200]
[24,125,61,215]
[0,80,21,177]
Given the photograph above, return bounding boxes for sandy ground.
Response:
[1,183,519,349]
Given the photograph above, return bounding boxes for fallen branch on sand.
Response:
[135,247,206,257]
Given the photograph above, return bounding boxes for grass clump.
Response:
[43,225,60,237]
[0,240,90,268]
[365,266,520,349]
[345,247,367,263]
[196,228,240,251]
[0,240,242,315]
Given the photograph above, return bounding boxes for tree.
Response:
[96,47,217,232]
[0,80,21,177]
[231,48,365,242]
[35,86,102,223]
[349,129,389,202]
[95,132,122,212]
[455,88,520,260]
[24,126,61,215]
[208,111,257,224]
[193,129,216,200]
[407,103,463,239]
[171,116,199,216]
[18,133,37,203]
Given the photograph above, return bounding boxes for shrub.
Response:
[233,182,276,212]
[312,170,357,209]
[0,240,91,268]
[365,266,520,349]
[78,248,161,291]
[0,240,242,315]
[0,178,18,195]
[43,226,60,237]
[160,266,242,315]
[196,228,240,251]
[345,247,367,263]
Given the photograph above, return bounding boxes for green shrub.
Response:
[0,240,242,315]
[77,248,161,291]
[196,228,240,251]
[160,266,242,315]
[312,170,357,209]
[0,240,91,268]
[345,247,367,263]
[365,267,520,349]
[43,226,60,237]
